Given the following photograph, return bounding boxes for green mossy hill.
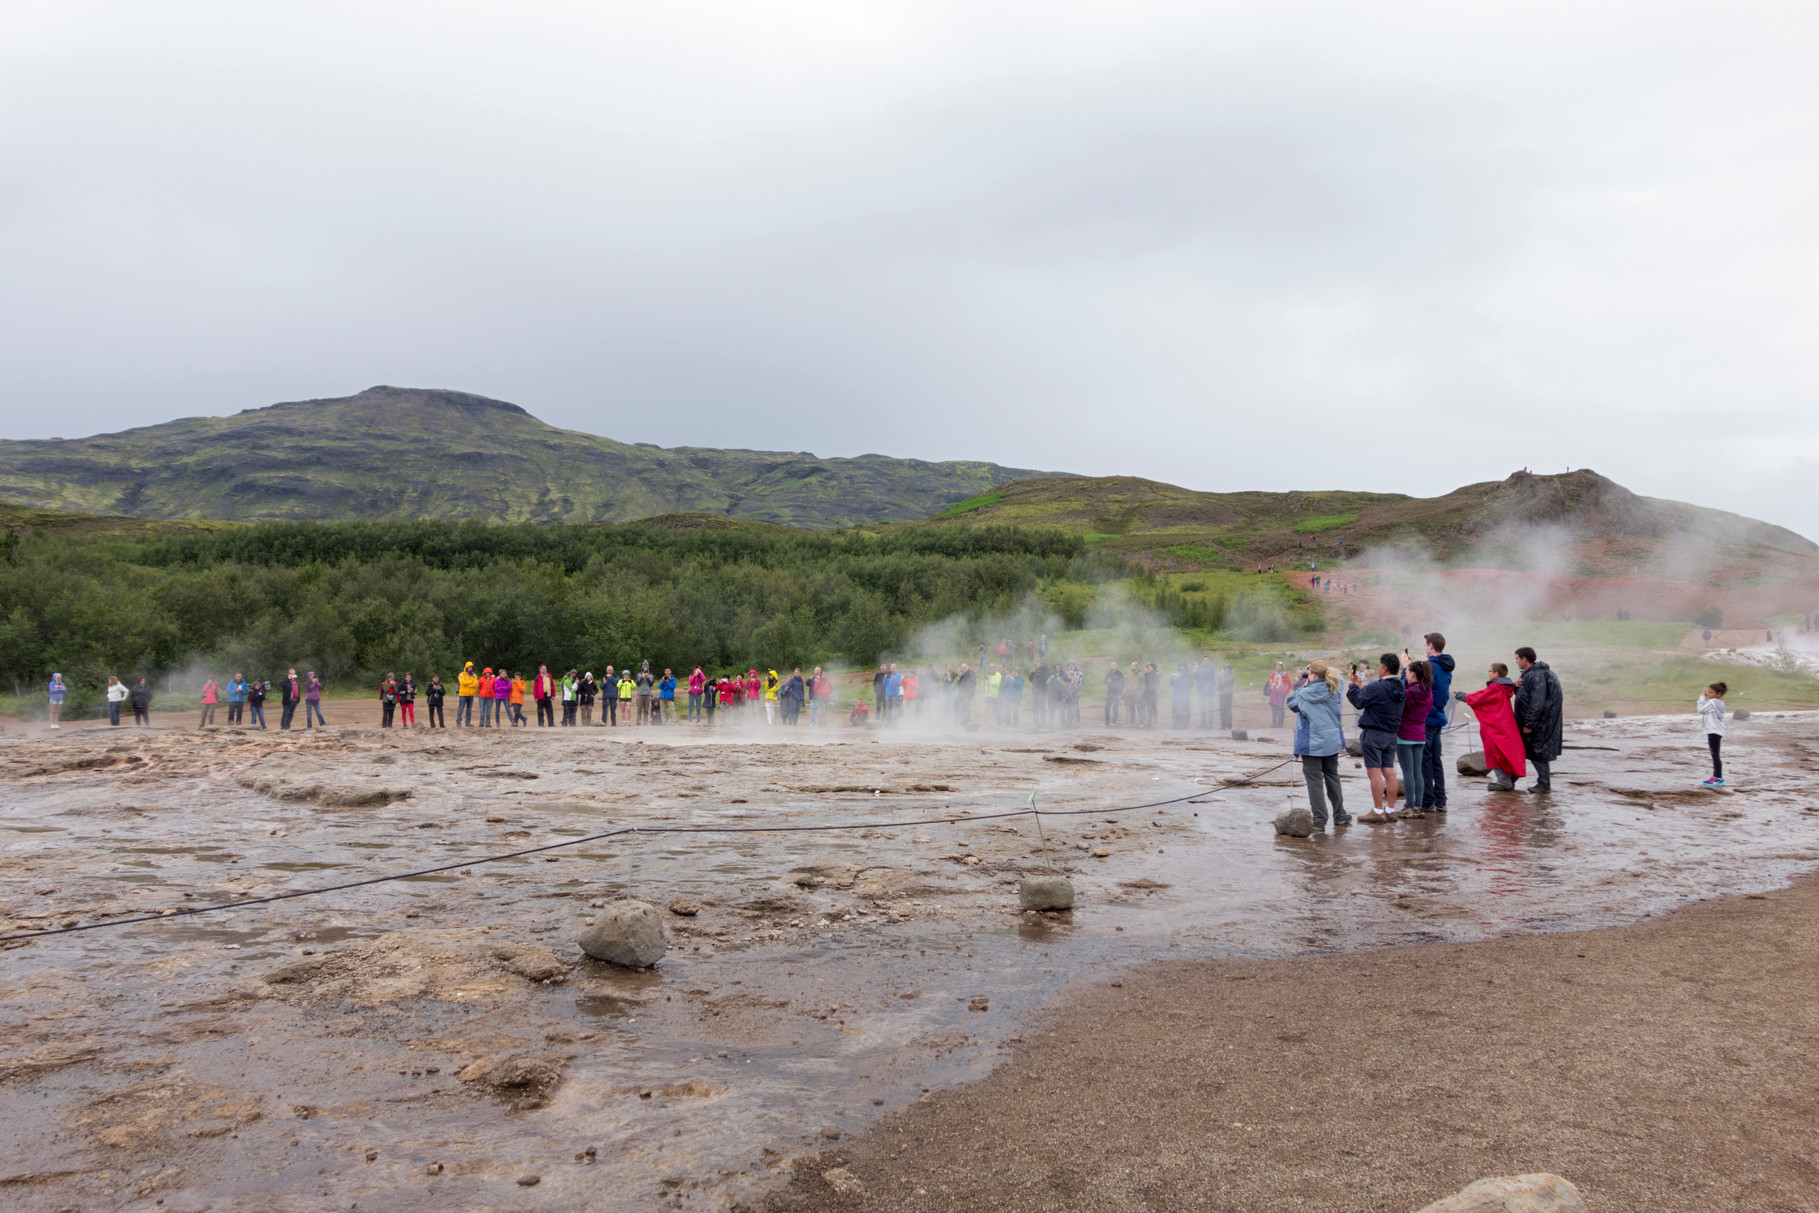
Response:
[0,386,1068,529]
[922,471,1819,577]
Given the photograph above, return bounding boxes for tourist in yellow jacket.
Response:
[456,662,479,726]
[763,670,780,724]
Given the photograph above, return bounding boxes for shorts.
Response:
[1359,728,1398,769]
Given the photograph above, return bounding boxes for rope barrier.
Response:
[0,757,1299,944]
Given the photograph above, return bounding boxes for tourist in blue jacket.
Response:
[1420,633,1455,812]
[1287,660,1349,830]
[1345,654,1406,822]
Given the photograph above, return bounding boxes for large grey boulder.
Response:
[1273,805,1315,837]
[1018,875,1075,911]
[1345,736,1363,758]
[1413,1173,1587,1213]
[577,900,666,968]
[1457,750,1489,777]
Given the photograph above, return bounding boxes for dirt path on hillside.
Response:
[767,877,1819,1213]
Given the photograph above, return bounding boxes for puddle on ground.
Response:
[1,713,1816,1211]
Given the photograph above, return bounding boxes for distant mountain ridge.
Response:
[927,469,1819,580]
[0,386,1068,528]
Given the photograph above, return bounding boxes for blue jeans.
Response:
[1396,741,1425,809]
[305,701,326,727]
[479,697,493,726]
[1422,723,1446,807]
[688,692,702,721]
[456,696,473,726]
[281,701,297,729]
[250,703,266,729]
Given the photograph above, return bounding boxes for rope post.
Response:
[1027,790,1054,873]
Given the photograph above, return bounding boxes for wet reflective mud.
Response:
[3,711,1817,1211]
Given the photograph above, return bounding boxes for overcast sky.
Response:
[4,2,1817,539]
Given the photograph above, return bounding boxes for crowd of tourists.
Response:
[39,632,1742,804]
[1283,632,1569,831]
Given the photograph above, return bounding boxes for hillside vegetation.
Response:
[928,470,1819,582]
[0,386,1065,529]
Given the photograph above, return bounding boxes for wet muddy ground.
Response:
[3,711,1818,1211]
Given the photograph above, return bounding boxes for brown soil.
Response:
[767,877,1819,1213]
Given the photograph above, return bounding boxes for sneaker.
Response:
[1333,816,1354,827]
[1430,804,1447,813]
[1707,778,1726,788]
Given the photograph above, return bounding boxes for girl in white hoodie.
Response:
[1697,681,1727,787]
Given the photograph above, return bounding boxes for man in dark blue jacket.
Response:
[1345,654,1406,821]
[1422,632,1455,812]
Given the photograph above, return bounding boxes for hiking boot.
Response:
[1525,784,1552,794]
[1333,815,1354,827]
[1430,803,1447,813]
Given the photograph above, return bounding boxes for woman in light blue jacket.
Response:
[1286,660,1349,830]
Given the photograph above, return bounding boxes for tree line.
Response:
[0,518,1145,712]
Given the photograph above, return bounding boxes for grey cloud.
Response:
[1,2,1816,541]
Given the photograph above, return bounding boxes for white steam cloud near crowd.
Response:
[3,3,1818,540]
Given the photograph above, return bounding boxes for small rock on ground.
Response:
[577,901,666,968]
[1413,1172,1587,1213]
[1019,875,1075,911]
[1273,806,1315,837]
[1457,751,1489,776]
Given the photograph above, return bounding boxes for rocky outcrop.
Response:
[1413,1173,1588,1213]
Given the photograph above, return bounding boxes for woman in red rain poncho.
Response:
[1463,661,1526,790]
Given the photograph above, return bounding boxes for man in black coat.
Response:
[1513,646,1563,793]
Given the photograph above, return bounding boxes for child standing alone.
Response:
[1698,682,1727,787]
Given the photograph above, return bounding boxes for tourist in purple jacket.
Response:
[1395,660,1435,818]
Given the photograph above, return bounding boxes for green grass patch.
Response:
[938,491,1003,518]
[1159,543,1221,564]
[1215,534,1253,550]
[1292,513,1360,535]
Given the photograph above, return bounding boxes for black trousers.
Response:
[1708,733,1723,779]
[428,702,444,727]
[537,699,555,726]
[227,702,243,723]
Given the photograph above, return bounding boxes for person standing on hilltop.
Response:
[1513,646,1563,793]
[1421,633,1455,812]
